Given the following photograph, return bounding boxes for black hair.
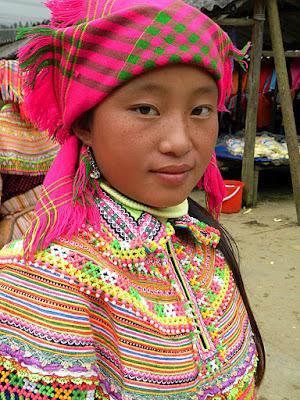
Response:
[188,197,265,386]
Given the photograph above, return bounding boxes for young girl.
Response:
[0,1,265,399]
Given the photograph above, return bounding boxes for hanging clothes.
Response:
[257,59,276,129]
[290,58,300,92]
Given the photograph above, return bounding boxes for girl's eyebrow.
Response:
[126,82,167,95]
[193,85,219,95]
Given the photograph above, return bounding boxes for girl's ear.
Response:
[72,110,93,146]
[73,122,93,146]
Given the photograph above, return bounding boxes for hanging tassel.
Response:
[217,41,251,112]
[23,137,100,258]
[17,26,64,139]
[217,57,233,112]
[73,146,100,206]
[46,0,85,28]
[197,153,226,220]
[72,146,101,228]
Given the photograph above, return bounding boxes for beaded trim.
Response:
[0,189,257,400]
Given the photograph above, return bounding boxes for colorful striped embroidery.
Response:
[0,188,257,399]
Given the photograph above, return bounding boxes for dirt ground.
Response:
[192,180,300,399]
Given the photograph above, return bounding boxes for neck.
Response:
[99,181,189,219]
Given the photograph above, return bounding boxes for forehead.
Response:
[115,64,219,96]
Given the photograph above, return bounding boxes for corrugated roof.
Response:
[0,38,26,59]
[186,0,234,10]
[0,29,17,45]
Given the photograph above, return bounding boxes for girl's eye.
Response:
[192,106,211,117]
[133,106,159,116]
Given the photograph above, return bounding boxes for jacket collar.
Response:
[98,182,220,248]
[99,181,188,220]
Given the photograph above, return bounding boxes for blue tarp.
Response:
[215,145,288,163]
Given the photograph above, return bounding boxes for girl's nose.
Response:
[158,116,192,157]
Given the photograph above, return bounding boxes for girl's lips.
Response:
[152,170,191,185]
[153,164,193,174]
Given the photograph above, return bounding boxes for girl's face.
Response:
[77,65,219,208]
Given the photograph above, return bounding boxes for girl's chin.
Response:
[140,193,190,209]
[109,180,194,208]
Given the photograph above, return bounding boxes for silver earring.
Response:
[87,147,101,180]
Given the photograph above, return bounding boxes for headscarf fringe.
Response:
[21,72,62,136]
[24,200,85,259]
[72,146,100,208]
[17,29,62,136]
[217,42,250,111]
[217,57,233,112]
[17,26,56,42]
[18,26,56,83]
[231,41,251,69]
[197,153,226,220]
[24,137,100,259]
[46,0,85,28]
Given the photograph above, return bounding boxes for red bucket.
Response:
[222,180,244,214]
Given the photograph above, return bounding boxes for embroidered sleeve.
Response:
[0,242,107,400]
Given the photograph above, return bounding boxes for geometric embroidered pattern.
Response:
[0,187,258,399]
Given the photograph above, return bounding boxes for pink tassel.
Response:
[72,146,101,210]
[217,41,250,112]
[18,31,63,137]
[73,150,89,204]
[18,27,53,64]
[46,0,85,28]
[217,57,233,112]
[23,137,100,258]
[23,70,62,137]
[198,153,226,219]
[72,146,101,230]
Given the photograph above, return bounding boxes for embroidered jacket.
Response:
[0,184,257,400]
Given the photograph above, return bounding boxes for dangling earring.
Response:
[87,147,101,180]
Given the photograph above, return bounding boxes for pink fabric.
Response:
[197,153,226,219]
[19,0,249,144]
[18,0,249,256]
[291,58,300,91]
[24,137,100,256]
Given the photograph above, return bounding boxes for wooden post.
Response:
[215,18,255,26]
[262,50,300,58]
[235,64,244,132]
[266,0,300,225]
[241,0,265,206]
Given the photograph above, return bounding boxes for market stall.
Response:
[198,0,300,224]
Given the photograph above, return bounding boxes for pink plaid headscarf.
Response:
[19,0,249,256]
